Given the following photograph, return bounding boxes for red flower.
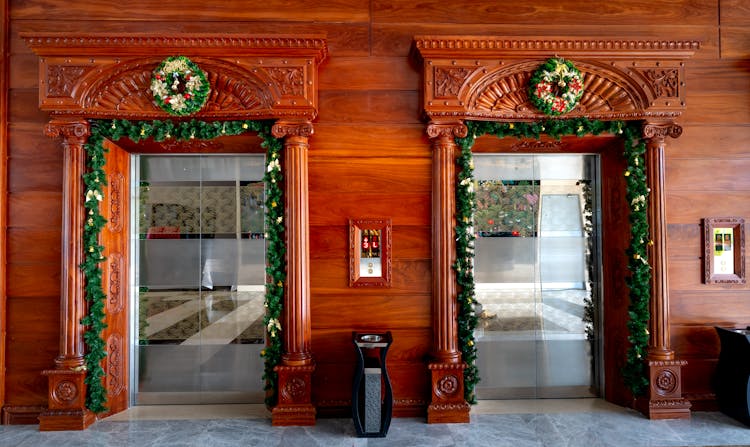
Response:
[535,82,552,98]
[184,94,192,99]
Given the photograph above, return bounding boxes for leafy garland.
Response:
[454,118,652,401]
[81,118,285,412]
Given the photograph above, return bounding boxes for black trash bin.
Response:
[352,331,393,437]
[715,326,750,426]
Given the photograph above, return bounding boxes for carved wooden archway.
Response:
[412,36,699,422]
[23,33,327,430]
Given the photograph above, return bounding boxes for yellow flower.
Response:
[624,171,631,177]
[508,123,514,129]
[242,123,249,129]
[271,201,277,208]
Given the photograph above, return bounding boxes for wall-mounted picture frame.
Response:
[349,218,392,287]
[703,217,746,284]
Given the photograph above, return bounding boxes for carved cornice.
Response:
[23,33,328,120]
[413,36,698,122]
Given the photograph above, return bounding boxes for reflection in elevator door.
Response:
[473,154,602,399]
[131,155,266,405]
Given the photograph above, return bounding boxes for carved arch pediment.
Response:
[23,34,328,120]
[412,36,698,121]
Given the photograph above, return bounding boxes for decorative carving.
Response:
[272,121,314,138]
[414,37,700,53]
[53,381,78,403]
[643,122,683,139]
[47,65,88,97]
[272,364,316,426]
[160,139,223,152]
[511,140,563,151]
[107,173,124,233]
[107,253,123,314]
[655,369,678,395]
[44,120,90,141]
[434,67,473,98]
[436,374,459,398]
[643,69,679,97]
[426,122,468,139]
[107,333,124,397]
[267,67,305,96]
[281,376,308,401]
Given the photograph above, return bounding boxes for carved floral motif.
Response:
[107,333,124,396]
[53,381,78,403]
[434,67,473,98]
[267,67,305,96]
[108,253,123,314]
[643,69,679,98]
[47,65,88,97]
[107,173,124,233]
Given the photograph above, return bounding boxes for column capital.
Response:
[642,121,683,140]
[426,121,467,140]
[44,118,90,142]
[272,120,314,139]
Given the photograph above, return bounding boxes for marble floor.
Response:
[3,400,750,447]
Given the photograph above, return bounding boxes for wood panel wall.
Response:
[2,0,749,420]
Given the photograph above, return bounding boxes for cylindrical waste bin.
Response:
[352,331,393,437]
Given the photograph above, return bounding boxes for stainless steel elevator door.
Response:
[473,154,602,399]
[131,155,266,405]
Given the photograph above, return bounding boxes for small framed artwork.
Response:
[703,217,745,284]
[349,218,392,287]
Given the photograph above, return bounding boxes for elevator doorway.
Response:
[130,154,267,405]
[474,154,602,399]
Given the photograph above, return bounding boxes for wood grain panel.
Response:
[372,0,717,25]
[312,328,431,364]
[319,57,418,91]
[8,125,63,159]
[666,223,702,258]
[7,229,60,264]
[666,159,750,191]
[8,89,47,123]
[670,290,750,325]
[8,54,36,89]
[309,192,430,226]
[312,294,432,331]
[670,325,720,360]
[721,0,750,26]
[311,258,431,295]
[318,90,421,124]
[309,157,431,193]
[8,157,61,192]
[371,23,718,58]
[669,257,749,291]
[6,263,60,297]
[685,60,750,93]
[310,224,431,260]
[666,125,750,159]
[5,295,59,405]
[10,21,369,57]
[666,193,750,222]
[682,92,750,124]
[7,191,60,229]
[10,0,370,22]
[311,124,431,158]
[313,361,430,405]
[721,26,750,59]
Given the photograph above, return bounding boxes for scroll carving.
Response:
[107,253,123,314]
[643,122,683,140]
[107,173,124,233]
[643,69,679,98]
[426,122,468,139]
[47,65,88,97]
[44,120,90,142]
[434,67,473,98]
[106,333,124,397]
[272,121,314,138]
[511,140,563,151]
[267,67,305,97]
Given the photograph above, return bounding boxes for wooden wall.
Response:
[2,0,749,420]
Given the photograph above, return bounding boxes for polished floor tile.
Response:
[3,401,750,447]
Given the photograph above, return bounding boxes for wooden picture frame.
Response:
[349,218,392,287]
[703,217,746,284]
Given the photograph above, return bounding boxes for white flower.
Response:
[150,80,168,98]
[267,159,281,172]
[85,189,103,202]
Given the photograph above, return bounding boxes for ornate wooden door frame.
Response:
[23,33,327,430]
[412,36,699,422]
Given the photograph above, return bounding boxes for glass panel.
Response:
[133,154,265,405]
[474,154,601,399]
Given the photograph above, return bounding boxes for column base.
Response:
[636,359,692,420]
[271,363,316,426]
[39,368,97,431]
[427,362,470,424]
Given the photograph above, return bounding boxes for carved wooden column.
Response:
[270,120,316,426]
[426,121,470,423]
[38,118,96,431]
[638,121,691,419]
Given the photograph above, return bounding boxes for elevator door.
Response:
[474,154,602,399]
[131,154,266,405]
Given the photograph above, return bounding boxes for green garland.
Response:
[81,118,285,412]
[454,118,652,400]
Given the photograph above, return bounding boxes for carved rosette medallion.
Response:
[436,374,459,398]
[655,369,678,396]
[53,380,78,404]
[281,376,308,401]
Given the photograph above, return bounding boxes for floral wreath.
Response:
[150,56,210,116]
[528,58,584,116]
